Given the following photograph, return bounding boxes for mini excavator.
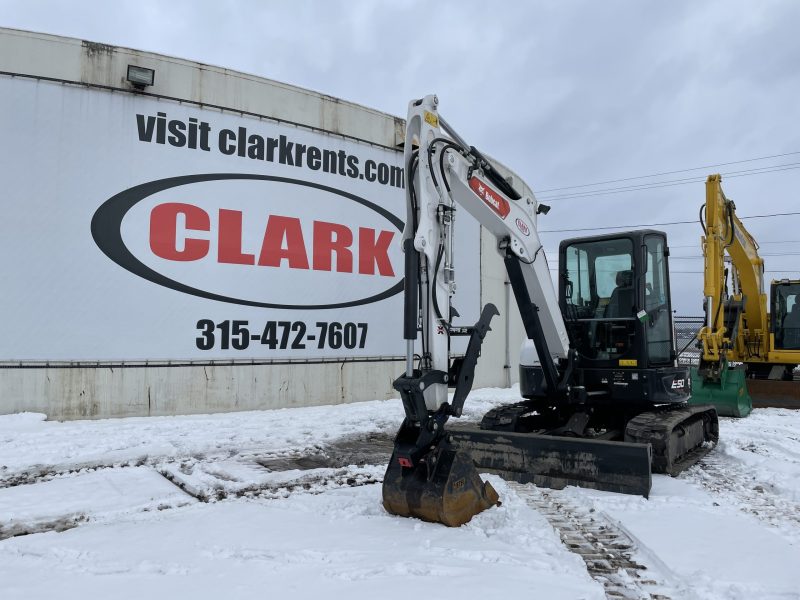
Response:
[382,95,719,526]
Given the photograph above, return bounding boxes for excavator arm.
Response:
[384,95,574,526]
[694,174,768,417]
[699,173,767,372]
[694,175,765,416]
[400,95,569,408]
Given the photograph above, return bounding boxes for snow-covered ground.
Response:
[1,387,799,600]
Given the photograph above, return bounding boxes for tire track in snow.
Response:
[0,433,392,540]
[683,454,800,545]
[0,459,149,489]
[0,432,394,490]
[0,515,87,541]
[155,432,393,502]
[0,449,310,490]
[0,467,196,541]
[509,483,680,600]
[158,461,382,503]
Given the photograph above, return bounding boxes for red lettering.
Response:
[149,203,209,261]
[358,228,395,276]
[149,204,395,277]
[218,209,255,265]
[313,221,353,273]
[258,216,309,269]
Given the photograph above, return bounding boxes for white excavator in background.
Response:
[382,95,718,527]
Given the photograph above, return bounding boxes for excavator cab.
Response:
[772,281,800,351]
[559,230,676,380]
[517,230,686,407]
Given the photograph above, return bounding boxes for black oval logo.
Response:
[91,174,404,310]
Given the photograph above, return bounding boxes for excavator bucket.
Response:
[689,365,752,417]
[382,437,499,527]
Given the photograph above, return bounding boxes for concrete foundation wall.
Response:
[0,361,403,420]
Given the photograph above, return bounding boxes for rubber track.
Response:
[625,406,718,475]
[509,483,677,600]
[478,400,534,430]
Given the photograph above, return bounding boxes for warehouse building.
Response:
[0,27,527,419]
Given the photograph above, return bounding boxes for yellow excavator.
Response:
[691,174,800,416]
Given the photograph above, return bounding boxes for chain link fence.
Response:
[674,316,704,367]
[674,316,799,381]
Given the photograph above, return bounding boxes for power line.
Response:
[534,150,800,194]
[671,252,800,259]
[542,219,695,233]
[539,210,800,234]
[549,268,799,274]
[536,162,800,202]
[671,270,799,274]
[544,242,800,254]
[669,240,800,248]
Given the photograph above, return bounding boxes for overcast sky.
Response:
[4,0,800,314]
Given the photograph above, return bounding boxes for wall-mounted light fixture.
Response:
[127,65,155,89]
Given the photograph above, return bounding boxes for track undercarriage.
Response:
[446,400,719,498]
[383,393,719,526]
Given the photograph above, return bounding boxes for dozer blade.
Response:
[447,427,653,497]
[689,366,752,417]
[382,440,499,527]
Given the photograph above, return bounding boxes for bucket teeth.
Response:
[382,443,499,527]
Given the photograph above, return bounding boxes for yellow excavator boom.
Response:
[699,174,768,366]
[692,174,800,416]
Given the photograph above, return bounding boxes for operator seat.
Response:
[782,303,800,349]
[605,270,635,318]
